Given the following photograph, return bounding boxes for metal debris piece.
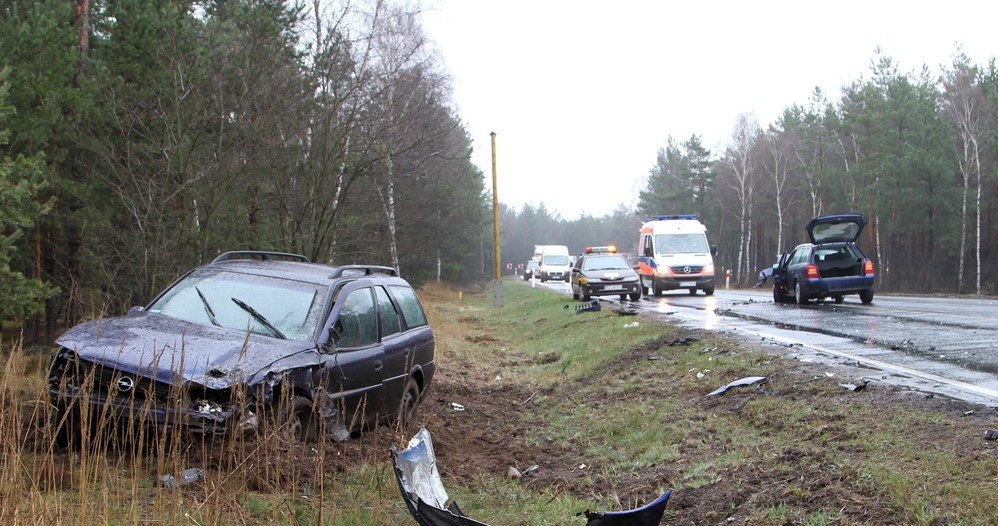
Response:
[575,300,602,313]
[449,402,466,412]
[984,430,998,441]
[392,428,489,526]
[159,468,204,489]
[392,428,670,525]
[838,380,870,392]
[583,490,672,526]
[613,307,639,316]
[706,376,768,397]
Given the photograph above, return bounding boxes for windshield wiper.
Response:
[231,297,287,339]
[195,286,221,327]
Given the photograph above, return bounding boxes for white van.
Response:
[637,215,716,295]
[538,244,571,282]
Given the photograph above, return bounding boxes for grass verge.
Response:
[0,279,995,525]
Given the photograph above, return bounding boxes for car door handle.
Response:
[374,360,383,371]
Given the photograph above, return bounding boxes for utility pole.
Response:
[491,132,503,307]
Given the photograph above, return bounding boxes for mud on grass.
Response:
[420,282,998,525]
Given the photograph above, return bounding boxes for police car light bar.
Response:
[585,245,617,254]
[650,214,698,221]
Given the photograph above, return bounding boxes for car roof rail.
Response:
[211,251,311,264]
[329,265,399,278]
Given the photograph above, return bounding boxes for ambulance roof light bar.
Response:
[649,214,698,221]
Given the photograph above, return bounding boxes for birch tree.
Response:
[942,54,987,293]
[724,114,760,283]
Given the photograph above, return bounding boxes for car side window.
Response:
[791,248,808,266]
[334,288,378,348]
[375,286,401,338]
[390,285,428,328]
[642,235,653,257]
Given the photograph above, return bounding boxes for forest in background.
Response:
[4,1,998,344]
[0,0,488,342]
[502,50,998,294]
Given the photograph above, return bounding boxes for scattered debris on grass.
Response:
[705,376,768,397]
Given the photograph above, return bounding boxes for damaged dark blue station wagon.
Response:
[48,251,435,442]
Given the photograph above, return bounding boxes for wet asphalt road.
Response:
[527,279,998,406]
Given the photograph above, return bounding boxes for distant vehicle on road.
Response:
[522,258,540,280]
[571,246,641,301]
[772,214,875,304]
[637,215,716,296]
[538,245,571,282]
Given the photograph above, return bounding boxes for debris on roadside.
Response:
[582,490,672,526]
[839,380,870,392]
[392,428,671,526]
[575,300,602,313]
[623,321,639,328]
[613,306,639,316]
[984,430,998,441]
[706,376,768,397]
[449,402,466,412]
[159,468,204,489]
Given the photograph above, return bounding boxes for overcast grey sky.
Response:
[421,0,997,219]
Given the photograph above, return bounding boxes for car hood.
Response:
[55,312,320,389]
[584,268,636,280]
[806,214,866,244]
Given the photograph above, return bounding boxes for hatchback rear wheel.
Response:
[794,282,808,304]
[859,289,874,304]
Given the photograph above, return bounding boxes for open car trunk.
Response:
[813,246,865,278]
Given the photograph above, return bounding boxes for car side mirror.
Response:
[772,264,778,269]
[710,245,718,257]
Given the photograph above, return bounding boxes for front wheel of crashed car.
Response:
[395,377,421,430]
[272,395,318,443]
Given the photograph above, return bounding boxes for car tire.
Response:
[581,288,591,301]
[794,282,808,305]
[652,280,663,296]
[276,395,318,443]
[773,287,784,303]
[833,295,844,304]
[688,288,697,295]
[702,287,714,296]
[395,377,421,429]
[628,291,641,302]
[859,289,874,304]
[50,404,82,449]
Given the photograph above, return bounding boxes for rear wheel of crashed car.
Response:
[794,282,807,304]
[276,395,318,443]
[833,294,844,304]
[396,377,421,429]
[859,289,874,304]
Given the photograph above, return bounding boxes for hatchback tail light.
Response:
[806,264,819,279]
[864,260,874,276]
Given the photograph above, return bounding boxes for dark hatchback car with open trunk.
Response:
[48,251,435,443]
[773,214,876,305]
